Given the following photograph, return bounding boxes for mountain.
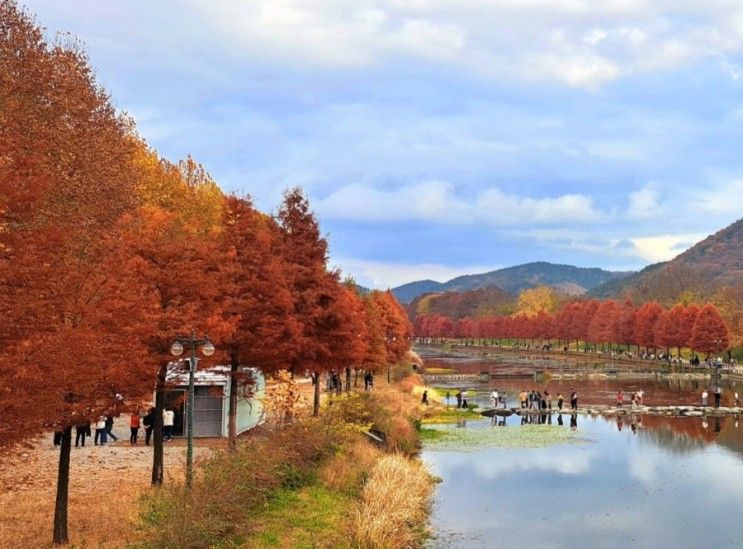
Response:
[392,262,633,303]
[392,280,444,303]
[590,217,743,305]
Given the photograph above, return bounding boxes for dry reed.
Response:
[351,454,434,548]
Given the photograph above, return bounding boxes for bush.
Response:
[139,419,346,548]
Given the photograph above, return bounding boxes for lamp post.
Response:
[386,335,397,384]
[170,330,215,489]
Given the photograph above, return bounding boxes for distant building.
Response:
[163,364,265,438]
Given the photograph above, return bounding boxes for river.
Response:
[421,350,743,548]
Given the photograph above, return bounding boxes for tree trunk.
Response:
[52,426,72,545]
[354,368,360,388]
[228,351,239,452]
[345,367,351,393]
[151,364,166,486]
[313,371,320,416]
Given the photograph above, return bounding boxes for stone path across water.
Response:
[482,405,743,418]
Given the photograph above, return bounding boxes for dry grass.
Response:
[0,433,216,548]
[351,454,434,548]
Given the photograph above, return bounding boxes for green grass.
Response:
[421,407,483,424]
[422,422,588,451]
[251,485,353,548]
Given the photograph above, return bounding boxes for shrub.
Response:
[139,419,345,547]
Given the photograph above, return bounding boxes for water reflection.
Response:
[425,414,743,548]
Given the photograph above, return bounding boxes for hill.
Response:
[590,218,743,304]
[392,262,632,303]
[407,286,516,320]
[392,280,444,304]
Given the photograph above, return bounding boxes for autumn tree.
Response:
[690,303,730,356]
[276,188,338,415]
[517,285,559,316]
[634,302,663,352]
[0,3,156,542]
[587,300,620,349]
[217,195,297,448]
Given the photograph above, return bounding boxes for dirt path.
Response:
[0,425,219,548]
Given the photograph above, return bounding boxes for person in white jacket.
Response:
[163,408,175,441]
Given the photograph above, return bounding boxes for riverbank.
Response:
[0,371,435,548]
[417,342,739,373]
[139,374,436,548]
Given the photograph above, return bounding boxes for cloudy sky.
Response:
[24,1,743,288]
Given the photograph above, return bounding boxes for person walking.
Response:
[490,390,498,409]
[421,390,429,405]
[702,389,709,407]
[570,389,578,410]
[104,415,118,443]
[94,417,107,445]
[163,407,175,441]
[143,408,155,445]
[456,390,463,409]
[616,390,624,408]
[74,423,89,448]
[130,413,141,445]
[714,386,722,409]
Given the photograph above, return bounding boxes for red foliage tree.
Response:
[587,300,620,347]
[690,303,731,356]
[634,302,663,352]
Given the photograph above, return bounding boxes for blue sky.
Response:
[24,1,743,288]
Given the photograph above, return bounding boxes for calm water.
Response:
[423,350,743,548]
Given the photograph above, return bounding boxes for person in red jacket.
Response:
[130,413,141,445]
[616,391,624,408]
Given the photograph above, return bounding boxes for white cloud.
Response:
[695,179,743,214]
[627,182,661,219]
[315,181,603,225]
[178,0,743,89]
[629,233,706,262]
[330,257,500,289]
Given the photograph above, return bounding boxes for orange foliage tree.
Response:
[217,195,298,448]
[0,2,156,542]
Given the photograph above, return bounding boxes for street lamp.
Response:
[170,330,215,489]
[386,335,397,384]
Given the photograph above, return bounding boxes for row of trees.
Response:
[0,3,411,544]
[415,299,731,356]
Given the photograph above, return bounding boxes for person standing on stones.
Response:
[456,390,462,409]
[570,389,578,410]
[616,390,624,408]
[736,391,740,406]
[702,389,709,407]
[557,392,564,410]
[714,386,722,409]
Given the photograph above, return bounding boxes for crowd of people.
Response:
[53,407,176,448]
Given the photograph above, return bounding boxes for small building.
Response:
[163,364,265,438]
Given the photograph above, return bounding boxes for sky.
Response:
[22,0,743,289]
